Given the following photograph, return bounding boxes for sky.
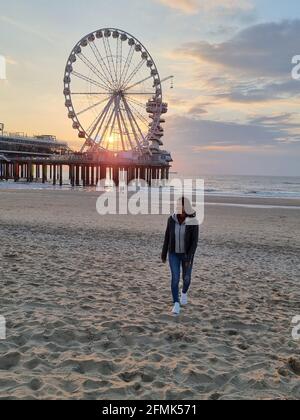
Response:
[1,0,300,176]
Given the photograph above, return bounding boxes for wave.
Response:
[205,188,217,193]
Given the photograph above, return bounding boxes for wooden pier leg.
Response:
[59,165,63,186]
[6,163,9,180]
[96,165,100,186]
[42,164,47,183]
[13,163,19,182]
[126,168,131,184]
[70,165,75,187]
[75,165,80,186]
[140,167,146,181]
[148,168,152,187]
[133,167,136,182]
[53,165,57,185]
[100,166,106,182]
[113,166,119,187]
[155,168,159,180]
[166,168,170,180]
[86,165,90,186]
[82,165,86,187]
[91,165,95,186]
[27,163,31,182]
[30,163,34,182]
[161,168,166,180]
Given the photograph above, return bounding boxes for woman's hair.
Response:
[176,196,196,217]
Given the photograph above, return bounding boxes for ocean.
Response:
[0,174,300,200]
[200,175,300,199]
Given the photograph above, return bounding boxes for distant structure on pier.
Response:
[0,126,69,160]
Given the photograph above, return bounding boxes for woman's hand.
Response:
[161,257,167,264]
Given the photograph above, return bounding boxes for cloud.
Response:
[215,79,300,103]
[177,20,300,77]
[249,113,295,127]
[154,0,254,16]
[170,20,300,107]
[155,0,199,14]
[189,104,208,116]
[0,15,56,44]
[163,114,300,175]
[166,114,299,150]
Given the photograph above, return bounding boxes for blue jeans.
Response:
[169,253,194,304]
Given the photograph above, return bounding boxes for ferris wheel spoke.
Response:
[120,46,135,87]
[118,38,123,85]
[92,42,113,84]
[109,97,119,138]
[72,71,108,91]
[87,109,105,137]
[99,98,118,147]
[124,75,153,92]
[126,106,147,147]
[119,105,135,151]
[129,110,148,134]
[77,96,110,116]
[125,96,147,109]
[72,92,109,95]
[122,59,146,90]
[122,99,139,148]
[116,104,126,152]
[77,53,111,91]
[94,99,114,142]
[106,37,118,83]
[122,96,144,151]
[116,37,121,86]
[126,98,149,126]
[102,37,117,84]
[89,96,114,140]
[88,45,112,90]
[126,92,154,95]
[124,99,147,141]
[89,42,113,88]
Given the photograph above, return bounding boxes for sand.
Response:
[0,189,299,400]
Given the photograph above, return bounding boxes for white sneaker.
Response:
[181,293,188,306]
[172,303,181,315]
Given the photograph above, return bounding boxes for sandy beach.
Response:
[0,189,299,400]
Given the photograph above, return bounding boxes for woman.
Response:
[162,197,199,315]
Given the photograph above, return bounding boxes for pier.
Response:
[0,154,171,187]
[0,126,171,187]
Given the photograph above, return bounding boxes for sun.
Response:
[108,135,115,145]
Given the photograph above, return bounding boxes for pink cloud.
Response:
[155,0,254,15]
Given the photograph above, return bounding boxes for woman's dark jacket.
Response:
[162,215,199,262]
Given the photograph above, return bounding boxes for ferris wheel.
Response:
[63,28,171,154]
